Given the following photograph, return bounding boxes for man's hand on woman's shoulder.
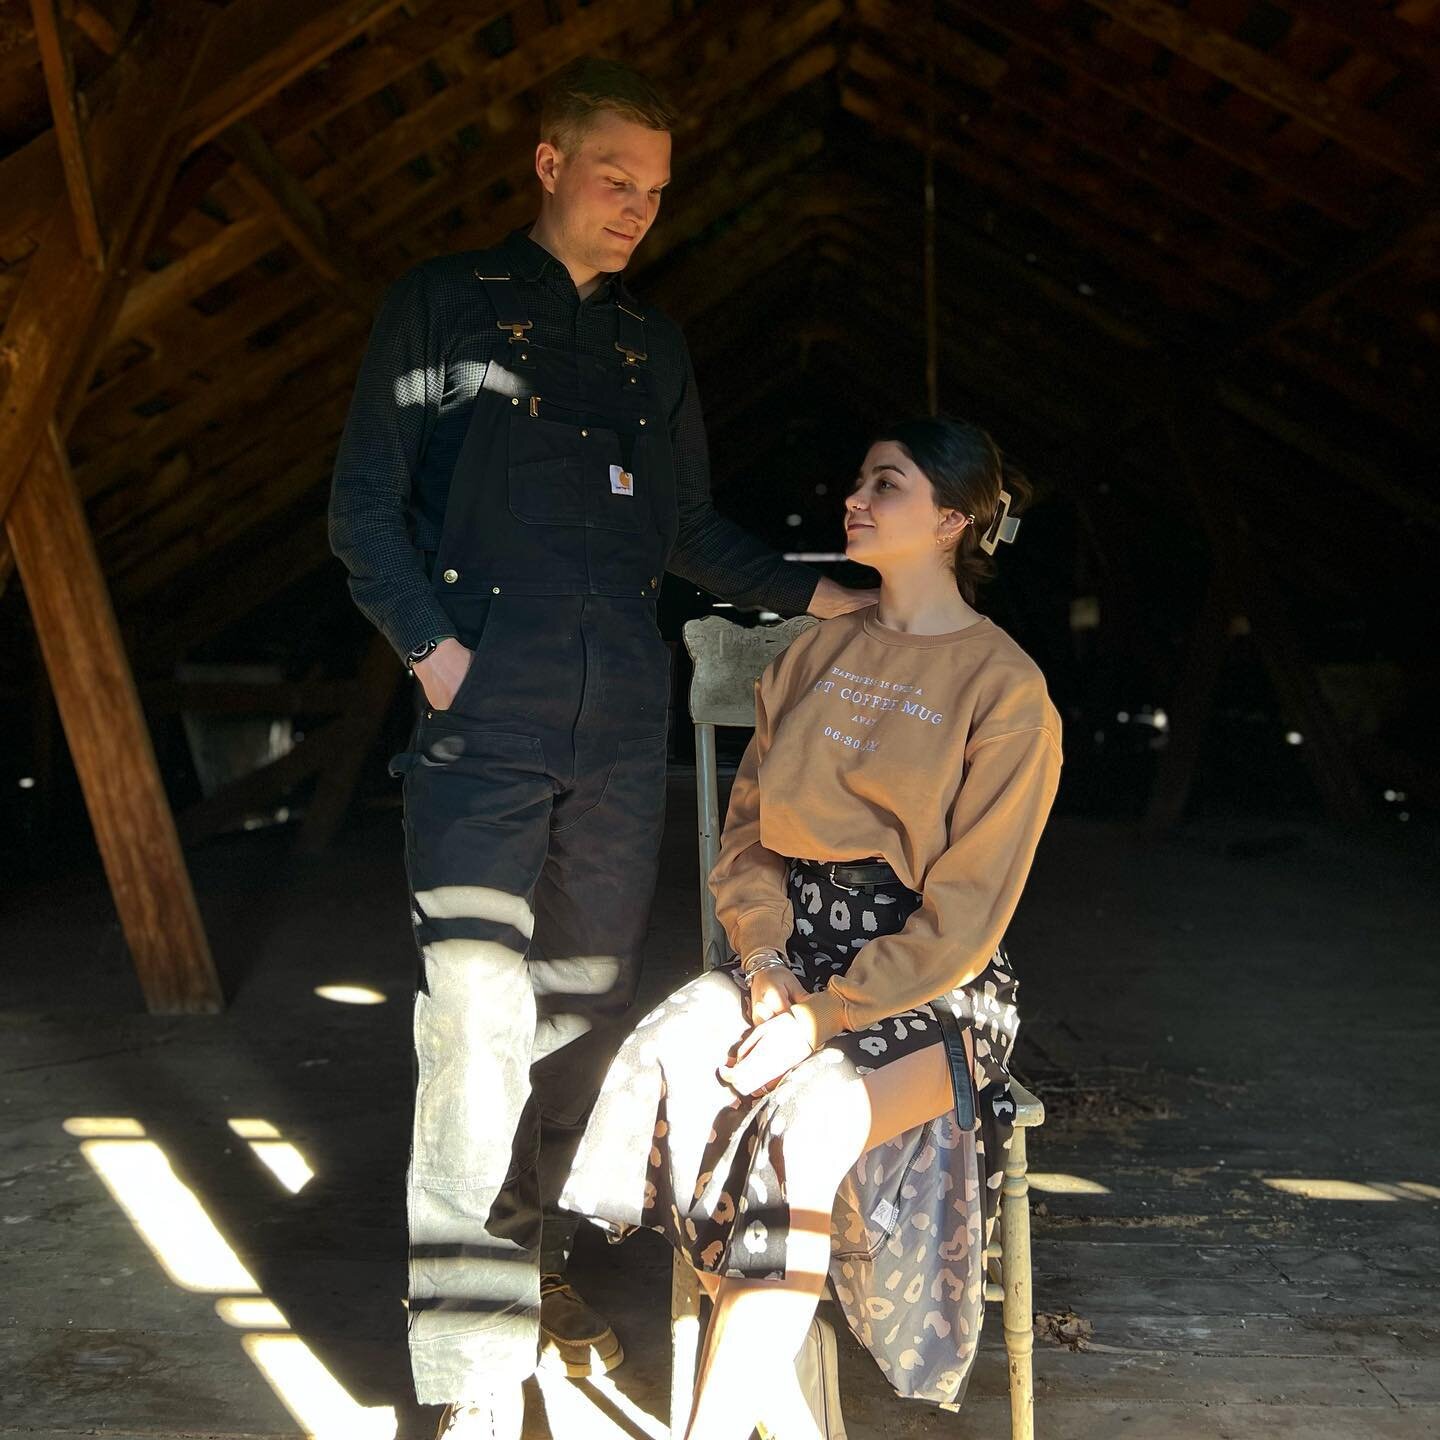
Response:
[807,577,877,619]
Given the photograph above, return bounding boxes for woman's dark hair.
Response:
[870,416,1031,604]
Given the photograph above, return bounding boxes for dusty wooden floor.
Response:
[2,779,1437,1439]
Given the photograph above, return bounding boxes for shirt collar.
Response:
[501,226,642,311]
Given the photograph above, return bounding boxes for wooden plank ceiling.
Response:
[1,0,1437,671]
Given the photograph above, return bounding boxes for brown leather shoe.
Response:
[536,1272,624,1377]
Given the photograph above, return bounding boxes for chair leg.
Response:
[1001,1126,1035,1440]
[670,1249,702,1437]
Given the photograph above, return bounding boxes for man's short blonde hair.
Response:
[540,57,678,153]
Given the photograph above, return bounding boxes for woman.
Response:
[561,417,1063,1439]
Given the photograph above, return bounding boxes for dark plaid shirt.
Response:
[329,227,819,658]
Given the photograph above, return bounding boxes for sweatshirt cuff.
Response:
[731,908,791,962]
[794,989,847,1050]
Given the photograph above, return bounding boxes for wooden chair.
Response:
[671,614,1045,1440]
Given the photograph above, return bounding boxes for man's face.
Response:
[537,111,672,276]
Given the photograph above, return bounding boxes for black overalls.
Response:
[393,257,679,1402]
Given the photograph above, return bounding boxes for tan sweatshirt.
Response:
[709,606,1063,1048]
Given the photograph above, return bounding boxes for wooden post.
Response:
[296,632,402,854]
[8,432,222,1013]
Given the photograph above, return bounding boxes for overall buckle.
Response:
[615,303,647,366]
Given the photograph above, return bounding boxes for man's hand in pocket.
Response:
[414,637,473,711]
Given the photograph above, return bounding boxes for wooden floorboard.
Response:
[2,797,1437,1437]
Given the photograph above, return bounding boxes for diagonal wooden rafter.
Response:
[847,41,1277,302]
[0,4,212,521]
[1120,190,1440,442]
[0,0,411,253]
[1082,0,1430,182]
[947,0,1374,230]
[1261,0,1440,83]
[840,84,1231,321]
[219,121,382,318]
[858,0,1316,264]
[71,1,140,55]
[29,0,105,266]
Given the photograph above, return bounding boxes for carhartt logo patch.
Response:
[609,464,634,496]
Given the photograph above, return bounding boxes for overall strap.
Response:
[614,301,648,367]
[474,270,532,347]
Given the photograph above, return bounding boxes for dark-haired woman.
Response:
[561,418,1063,1440]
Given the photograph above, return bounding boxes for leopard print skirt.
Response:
[561,859,1020,1405]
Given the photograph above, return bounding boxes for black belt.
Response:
[794,857,908,891]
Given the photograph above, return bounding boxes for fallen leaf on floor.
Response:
[1033,1309,1094,1350]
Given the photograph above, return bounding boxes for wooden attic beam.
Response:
[3,4,224,1015]
[859,0,1314,264]
[30,0,105,266]
[261,0,514,140]
[1237,206,1440,352]
[220,121,381,317]
[1082,0,1429,183]
[847,40,1277,301]
[0,2,213,522]
[1117,193,1440,441]
[840,85,1229,320]
[0,0,410,251]
[72,1,139,55]
[948,0,1372,230]
[1273,0,1440,83]
[178,0,412,150]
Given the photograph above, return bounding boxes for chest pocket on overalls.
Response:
[508,405,645,534]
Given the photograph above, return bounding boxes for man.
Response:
[329,57,868,1437]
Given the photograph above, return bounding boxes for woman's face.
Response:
[844,441,964,568]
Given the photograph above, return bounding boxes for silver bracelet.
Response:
[739,950,788,987]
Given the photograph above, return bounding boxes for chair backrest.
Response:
[682,615,818,972]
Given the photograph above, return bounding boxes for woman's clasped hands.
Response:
[719,954,818,1097]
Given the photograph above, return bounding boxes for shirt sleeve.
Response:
[708,672,795,960]
[798,726,1063,1048]
[664,337,820,618]
[328,266,457,660]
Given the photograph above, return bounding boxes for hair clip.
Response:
[978,488,1021,555]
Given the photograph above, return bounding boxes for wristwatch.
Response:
[405,638,443,672]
